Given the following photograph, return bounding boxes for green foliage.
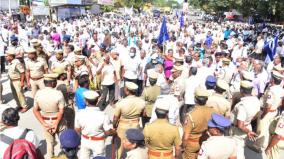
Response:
[101,5,114,12]
[190,0,284,22]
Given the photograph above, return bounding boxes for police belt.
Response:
[10,78,20,81]
[82,134,105,141]
[119,118,139,123]
[187,134,202,143]
[30,76,43,80]
[148,149,172,157]
[42,116,57,120]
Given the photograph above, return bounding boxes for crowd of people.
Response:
[0,9,284,159]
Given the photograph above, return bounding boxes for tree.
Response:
[190,0,284,22]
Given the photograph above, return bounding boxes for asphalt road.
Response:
[0,72,115,158]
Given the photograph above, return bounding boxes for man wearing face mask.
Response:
[122,47,140,92]
[144,52,159,87]
[9,35,24,64]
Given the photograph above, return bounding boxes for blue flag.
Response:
[180,12,185,28]
[158,17,169,45]
[264,35,279,63]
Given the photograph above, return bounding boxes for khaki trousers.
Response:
[43,119,66,158]
[117,121,140,159]
[10,80,27,108]
[183,141,200,159]
[30,78,45,97]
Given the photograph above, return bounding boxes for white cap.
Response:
[155,96,170,111]
[83,90,99,100]
[125,82,138,90]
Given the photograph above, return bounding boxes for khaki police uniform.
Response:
[10,45,24,62]
[141,72,161,126]
[218,58,233,84]
[51,59,70,72]
[26,48,48,97]
[114,82,145,159]
[230,81,261,159]
[170,65,185,106]
[143,97,181,159]
[266,113,284,159]
[197,136,237,159]
[252,71,284,156]
[75,90,112,159]
[125,128,148,159]
[183,106,216,159]
[206,80,231,117]
[73,55,89,90]
[33,74,66,158]
[183,87,216,159]
[126,147,148,159]
[141,85,161,117]
[7,50,27,109]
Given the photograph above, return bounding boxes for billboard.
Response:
[32,6,49,15]
[97,0,114,6]
[50,0,81,5]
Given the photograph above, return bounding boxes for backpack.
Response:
[1,129,37,159]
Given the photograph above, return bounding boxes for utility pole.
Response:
[9,0,11,15]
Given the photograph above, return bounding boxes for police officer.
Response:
[51,49,72,83]
[250,70,284,158]
[261,71,284,119]
[206,79,231,117]
[52,129,81,159]
[34,42,48,63]
[170,65,185,102]
[217,58,233,84]
[33,73,66,158]
[54,67,74,128]
[26,47,48,97]
[265,112,284,159]
[5,48,28,112]
[204,75,216,96]
[230,80,261,159]
[75,90,114,158]
[198,113,237,159]
[113,82,145,159]
[9,35,24,64]
[73,55,92,91]
[141,71,161,127]
[123,128,148,159]
[182,87,216,159]
[143,97,182,159]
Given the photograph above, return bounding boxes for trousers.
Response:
[117,121,140,159]
[97,84,115,111]
[10,80,27,108]
[30,78,45,97]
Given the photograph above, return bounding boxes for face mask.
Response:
[152,59,157,64]
[129,52,135,57]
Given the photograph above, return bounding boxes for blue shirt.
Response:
[224,29,232,39]
[75,88,88,109]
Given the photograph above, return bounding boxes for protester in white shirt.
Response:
[96,54,116,110]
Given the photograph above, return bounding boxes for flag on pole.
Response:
[264,35,279,63]
[180,12,185,28]
[157,16,169,45]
